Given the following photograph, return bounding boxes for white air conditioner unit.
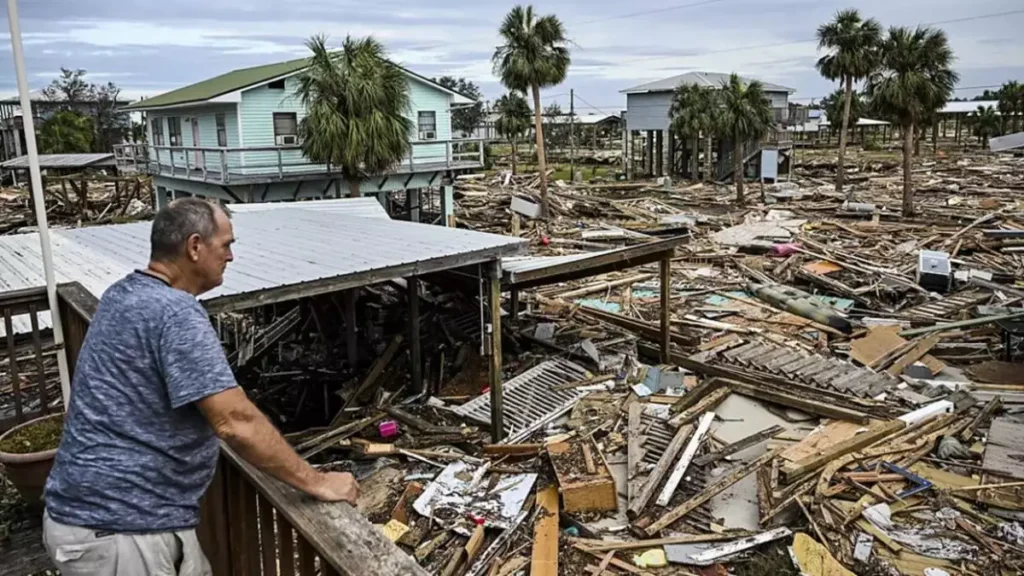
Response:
[276,134,298,146]
[419,130,436,141]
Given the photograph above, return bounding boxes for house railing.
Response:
[715,128,792,181]
[2,282,423,575]
[0,284,95,433]
[114,139,485,185]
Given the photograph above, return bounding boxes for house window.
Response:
[151,118,164,146]
[268,79,286,90]
[167,116,182,147]
[273,112,298,145]
[215,113,228,147]
[418,111,437,140]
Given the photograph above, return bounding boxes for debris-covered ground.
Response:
[6,145,1024,575]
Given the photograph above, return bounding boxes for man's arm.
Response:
[196,387,359,504]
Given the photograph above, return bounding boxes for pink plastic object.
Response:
[770,243,801,256]
[378,420,399,438]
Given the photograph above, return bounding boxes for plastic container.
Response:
[379,420,399,438]
[0,413,63,506]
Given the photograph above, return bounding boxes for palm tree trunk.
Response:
[837,75,853,197]
[902,122,914,217]
[348,179,361,199]
[530,84,549,217]
[704,135,713,183]
[511,139,518,175]
[733,137,743,204]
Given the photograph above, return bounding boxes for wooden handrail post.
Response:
[277,149,284,180]
[446,140,452,168]
[220,150,228,184]
[169,148,175,176]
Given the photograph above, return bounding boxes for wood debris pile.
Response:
[0,174,152,235]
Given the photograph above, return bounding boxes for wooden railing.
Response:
[6,281,423,575]
[114,139,485,185]
[201,446,427,576]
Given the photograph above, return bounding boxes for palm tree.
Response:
[821,88,863,138]
[866,26,958,217]
[970,105,1000,148]
[816,8,882,198]
[717,74,774,204]
[670,84,718,181]
[39,110,94,154]
[295,35,412,198]
[493,92,532,175]
[999,81,1022,133]
[493,5,571,217]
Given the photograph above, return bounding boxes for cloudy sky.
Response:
[2,0,1022,113]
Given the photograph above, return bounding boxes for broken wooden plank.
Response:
[694,425,784,467]
[646,448,782,535]
[627,423,695,519]
[531,485,559,576]
[781,420,905,482]
[340,335,404,414]
[885,333,942,376]
[667,388,729,428]
[724,379,870,424]
[627,402,644,506]
[982,417,1024,480]
[656,412,714,507]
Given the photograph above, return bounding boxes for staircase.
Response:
[716,129,793,182]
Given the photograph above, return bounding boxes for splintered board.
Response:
[983,418,1024,480]
[548,436,617,513]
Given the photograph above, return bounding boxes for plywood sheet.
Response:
[802,260,844,276]
[850,326,944,375]
[983,418,1024,480]
[781,420,865,463]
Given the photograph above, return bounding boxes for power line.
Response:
[606,9,1024,66]
[574,0,728,26]
[573,93,617,116]
[789,84,1005,102]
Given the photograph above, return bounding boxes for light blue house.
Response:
[116,57,481,223]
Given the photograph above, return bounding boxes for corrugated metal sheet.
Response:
[622,72,795,94]
[0,153,116,169]
[940,100,999,115]
[226,197,389,220]
[0,209,526,335]
[991,131,1024,152]
[502,251,614,278]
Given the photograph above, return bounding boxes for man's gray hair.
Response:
[150,198,230,262]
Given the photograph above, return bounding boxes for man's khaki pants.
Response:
[43,511,212,576]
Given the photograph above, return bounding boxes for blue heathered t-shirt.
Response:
[45,271,237,533]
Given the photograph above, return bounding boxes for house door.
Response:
[191,119,202,169]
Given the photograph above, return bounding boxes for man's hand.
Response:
[312,472,360,505]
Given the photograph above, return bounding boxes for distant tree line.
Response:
[37,68,135,155]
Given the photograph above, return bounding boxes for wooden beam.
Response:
[668,387,729,428]
[627,423,694,519]
[408,276,422,393]
[646,448,782,535]
[660,255,671,363]
[724,378,870,424]
[531,486,559,576]
[487,261,504,442]
[885,334,942,376]
[656,412,714,506]
[339,335,403,414]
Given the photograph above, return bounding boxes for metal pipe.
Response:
[6,0,71,403]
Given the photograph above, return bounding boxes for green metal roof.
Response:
[123,57,311,110]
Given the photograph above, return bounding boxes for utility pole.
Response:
[6,0,71,403]
[569,89,576,182]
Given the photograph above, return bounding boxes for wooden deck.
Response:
[114,141,485,186]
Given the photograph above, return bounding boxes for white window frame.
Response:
[417,111,437,140]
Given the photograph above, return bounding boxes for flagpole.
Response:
[6,0,72,404]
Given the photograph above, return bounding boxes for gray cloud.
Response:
[1,0,1021,108]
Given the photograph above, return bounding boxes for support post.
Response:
[656,130,664,177]
[955,115,961,144]
[646,130,654,177]
[660,255,672,363]
[408,276,422,393]
[441,182,454,227]
[344,290,358,369]
[486,261,504,442]
[569,89,575,182]
[407,188,420,223]
[932,119,938,153]
[510,288,519,327]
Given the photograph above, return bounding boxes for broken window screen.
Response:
[215,113,227,147]
[167,116,182,147]
[151,118,164,146]
[418,111,436,139]
[273,113,298,137]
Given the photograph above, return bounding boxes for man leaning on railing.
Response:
[42,198,359,575]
